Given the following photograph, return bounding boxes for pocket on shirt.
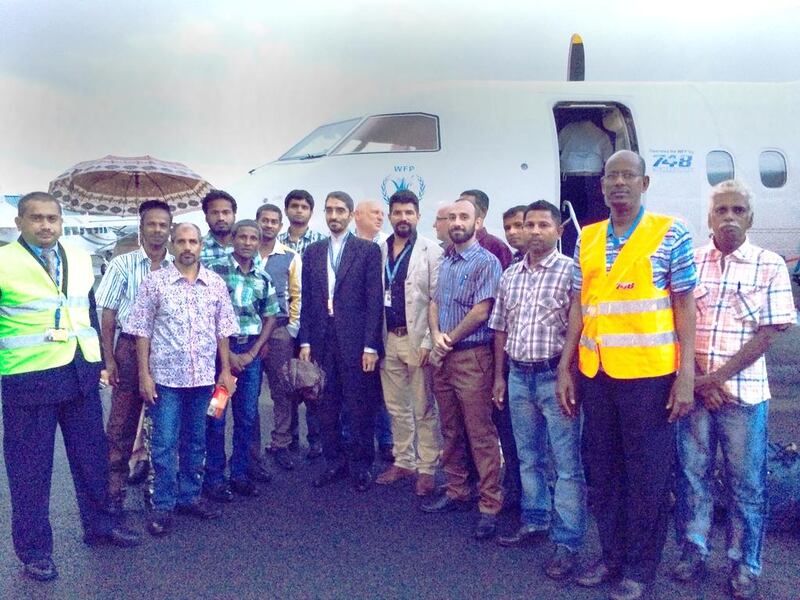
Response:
[733,288,762,327]
[536,295,569,328]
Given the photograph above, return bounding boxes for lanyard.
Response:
[607,206,645,249]
[385,243,412,286]
[328,232,350,274]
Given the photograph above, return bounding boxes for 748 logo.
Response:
[652,154,693,169]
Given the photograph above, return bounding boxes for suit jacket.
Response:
[298,235,384,367]
[381,234,442,364]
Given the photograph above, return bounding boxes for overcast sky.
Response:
[1,0,798,196]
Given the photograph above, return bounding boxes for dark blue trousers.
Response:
[2,377,114,563]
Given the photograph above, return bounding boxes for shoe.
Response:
[248,463,273,483]
[84,525,142,548]
[147,510,174,537]
[415,473,436,496]
[353,470,372,492]
[23,557,58,582]
[313,465,348,488]
[274,448,295,471]
[421,493,473,514]
[288,439,302,453]
[175,498,222,520]
[576,559,622,588]
[729,563,758,599]
[230,478,261,497]
[126,460,150,485]
[204,483,234,503]
[496,524,548,547]
[609,578,646,600]
[545,545,577,580]
[306,442,323,460]
[672,543,705,582]
[379,444,395,463]
[474,513,498,540]
[376,465,415,485]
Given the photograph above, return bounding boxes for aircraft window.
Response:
[706,151,734,185]
[332,113,439,155]
[279,118,361,160]
[759,151,787,188]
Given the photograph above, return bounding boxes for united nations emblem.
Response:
[380,173,426,204]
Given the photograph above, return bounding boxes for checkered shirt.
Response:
[278,228,326,258]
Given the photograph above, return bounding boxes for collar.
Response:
[608,206,645,244]
[204,232,227,248]
[452,239,481,261]
[137,246,172,265]
[229,253,257,274]
[387,231,417,253]
[709,237,756,263]
[329,230,349,243]
[260,239,289,257]
[167,261,210,284]
[522,247,559,271]
[475,227,488,242]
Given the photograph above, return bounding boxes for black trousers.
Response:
[319,324,377,473]
[493,359,521,496]
[579,371,676,583]
[2,365,115,563]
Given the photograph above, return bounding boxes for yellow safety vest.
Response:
[0,240,101,375]
[578,212,679,379]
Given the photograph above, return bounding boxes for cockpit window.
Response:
[279,118,361,161]
[331,113,440,155]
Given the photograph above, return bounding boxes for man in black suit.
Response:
[298,191,384,492]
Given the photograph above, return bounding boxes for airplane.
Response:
[230,35,800,269]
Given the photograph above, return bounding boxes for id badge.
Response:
[384,289,392,307]
[327,298,334,316]
[46,328,69,342]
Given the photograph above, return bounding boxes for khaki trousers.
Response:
[379,332,441,475]
[432,344,503,514]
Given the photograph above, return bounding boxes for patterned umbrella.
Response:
[49,155,213,216]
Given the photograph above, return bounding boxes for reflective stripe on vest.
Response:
[578,213,679,379]
[0,241,101,375]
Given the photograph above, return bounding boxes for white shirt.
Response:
[558,121,613,174]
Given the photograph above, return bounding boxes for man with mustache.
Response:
[557,150,697,600]
[376,190,443,496]
[501,204,531,265]
[672,180,795,600]
[126,223,238,537]
[200,189,237,263]
[298,191,383,492]
[96,200,173,514]
[422,197,504,540]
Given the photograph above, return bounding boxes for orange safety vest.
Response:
[578,212,679,379]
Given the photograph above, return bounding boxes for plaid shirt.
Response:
[200,232,232,266]
[278,228,326,258]
[489,249,572,362]
[435,240,501,347]
[207,254,281,336]
[694,239,795,405]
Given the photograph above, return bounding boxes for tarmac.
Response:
[0,324,798,600]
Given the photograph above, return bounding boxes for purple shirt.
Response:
[125,263,238,387]
[476,227,513,270]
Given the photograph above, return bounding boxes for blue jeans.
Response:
[150,384,213,511]
[676,400,768,575]
[205,341,263,486]
[508,361,587,551]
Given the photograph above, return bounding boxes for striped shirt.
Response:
[489,249,573,362]
[572,209,697,295]
[95,247,172,329]
[207,254,281,336]
[278,228,326,258]
[435,240,502,347]
[200,232,232,265]
[694,239,795,405]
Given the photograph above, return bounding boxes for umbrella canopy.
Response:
[49,155,213,216]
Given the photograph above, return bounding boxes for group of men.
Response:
[0,150,794,600]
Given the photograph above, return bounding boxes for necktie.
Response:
[41,247,57,282]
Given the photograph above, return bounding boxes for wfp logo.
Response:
[381,168,426,204]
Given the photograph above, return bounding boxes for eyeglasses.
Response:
[603,171,642,181]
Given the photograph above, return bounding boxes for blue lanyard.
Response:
[385,243,412,286]
[607,206,645,249]
[328,233,350,274]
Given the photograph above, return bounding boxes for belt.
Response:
[388,326,408,337]
[231,334,259,345]
[511,354,561,373]
[451,340,490,352]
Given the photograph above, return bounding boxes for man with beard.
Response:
[502,205,531,264]
[298,191,383,492]
[255,204,304,470]
[96,200,172,514]
[421,197,504,540]
[200,190,237,263]
[557,150,697,600]
[205,220,279,500]
[376,190,443,496]
[673,181,795,600]
[126,223,238,536]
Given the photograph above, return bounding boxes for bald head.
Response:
[354,198,384,239]
[434,202,453,244]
